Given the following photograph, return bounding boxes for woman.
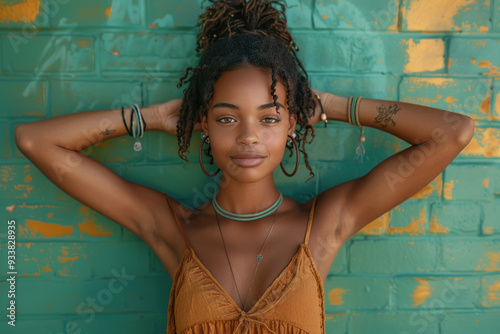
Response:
[15,0,474,333]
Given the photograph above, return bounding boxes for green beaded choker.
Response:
[212,193,283,221]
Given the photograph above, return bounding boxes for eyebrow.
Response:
[211,102,285,111]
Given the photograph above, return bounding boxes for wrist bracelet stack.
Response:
[121,104,147,151]
[347,96,366,160]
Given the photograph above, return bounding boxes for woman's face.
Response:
[201,65,297,183]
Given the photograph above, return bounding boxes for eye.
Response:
[217,116,236,124]
[262,117,281,124]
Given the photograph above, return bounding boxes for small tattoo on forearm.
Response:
[100,128,116,136]
[374,104,400,127]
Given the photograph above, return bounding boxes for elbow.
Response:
[14,123,35,154]
[453,115,475,147]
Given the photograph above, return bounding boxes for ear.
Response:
[288,113,297,136]
[201,114,209,135]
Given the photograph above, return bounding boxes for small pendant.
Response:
[256,254,263,262]
[134,140,142,151]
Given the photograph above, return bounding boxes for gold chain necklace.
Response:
[215,206,278,312]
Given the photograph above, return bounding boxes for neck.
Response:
[214,172,280,215]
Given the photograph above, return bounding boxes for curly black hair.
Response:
[177,0,316,181]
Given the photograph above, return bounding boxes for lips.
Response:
[230,153,266,167]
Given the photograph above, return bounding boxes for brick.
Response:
[273,162,318,202]
[0,0,49,28]
[430,203,481,236]
[399,77,492,121]
[100,33,197,73]
[494,78,500,120]
[460,127,500,158]
[401,0,491,32]
[7,275,170,314]
[318,161,376,194]
[395,276,480,309]
[0,122,11,159]
[449,38,500,75]
[443,164,495,201]
[2,35,94,73]
[482,200,500,235]
[350,240,439,274]
[144,128,200,163]
[313,0,399,31]
[0,164,51,201]
[91,242,150,277]
[51,0,141,27]
[324,276,391,312]
[285,0,314,29]
[310,75,399,100]
[14,241,92,278]
[65,314,156,334]
[387,202,428,237]
[0,317,63,334]
[0,80,46,117]
[495,0,500,32]
[410,174,443,200]
[349,313,439,334]
[50,80,145,116]
[441,239,500,272]
[146,0,204,29]
[480,275,500,307]
[441,311,500,333]
[325,313,348,334]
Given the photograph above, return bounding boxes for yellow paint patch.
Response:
[61,246,69,255]
[444,181,454,200]
[444,96,459,104]
[24,174,32,182]
[480,96,490,115]
[105,7,112,18]
[359,212,390,235]
[78,219,113,237]
[404,39,445,73]
[403,0,475,31]
[58,256,79,264]
[480,25,489,32]
[0,0,40,23]
[495,92,500,120]
[328,288,349,305]
[412,277,433,306]
[462,128,500,157]
[483,227,493,234]
[408,77,454,89]
[42,265,52,273]
[322,14,328,19]
[411,175,442,199]
[477,60,500,76]
[482,178,489,188]
[429,214,449,234]
[389,208,426,236]
[21,220,73,238]
[471,59,477,64]
[76,40,89,47]
[149,23,158,29]
[484,252,500,272]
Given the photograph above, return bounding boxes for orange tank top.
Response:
[165,196,325,334]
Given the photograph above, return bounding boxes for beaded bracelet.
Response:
[121,105,147,151]
[346,96,366,161]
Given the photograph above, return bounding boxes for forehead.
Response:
[211,66,287,105]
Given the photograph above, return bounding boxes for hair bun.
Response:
[196,0,297,56]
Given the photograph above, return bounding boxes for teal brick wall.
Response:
[1,1,499,333]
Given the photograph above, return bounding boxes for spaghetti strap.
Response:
[165,194,191,249]
[304,195,317,245]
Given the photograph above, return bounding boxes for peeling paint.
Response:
[462,128,500,157]
[477,60,499,76]
[360,212,390,235]
[58,256,79,264]
[389,208,426,235]
[0,0,40,23]
[78,219,113,237]
[411,175,442,199]
[480,96,490,114]
[403,0,475,31]
[444,180,454,200]
[482,178,489,188]
[105,7,112,18]
[484,252,500,272]
[20,220,73,238]
[404,39,445,73]
[412,277,433,306]
[328,288,349,305]
[429,214,449,234]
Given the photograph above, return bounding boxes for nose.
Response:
[236,120,259,145]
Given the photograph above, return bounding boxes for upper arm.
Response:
[16,135,177,250]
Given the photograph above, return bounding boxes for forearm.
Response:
[318,93,474,146]
[15,105,162,152]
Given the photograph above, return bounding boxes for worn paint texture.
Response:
[1,1,499,333]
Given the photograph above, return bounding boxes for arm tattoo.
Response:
[100,128,116,136]
[374,104,400,128]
